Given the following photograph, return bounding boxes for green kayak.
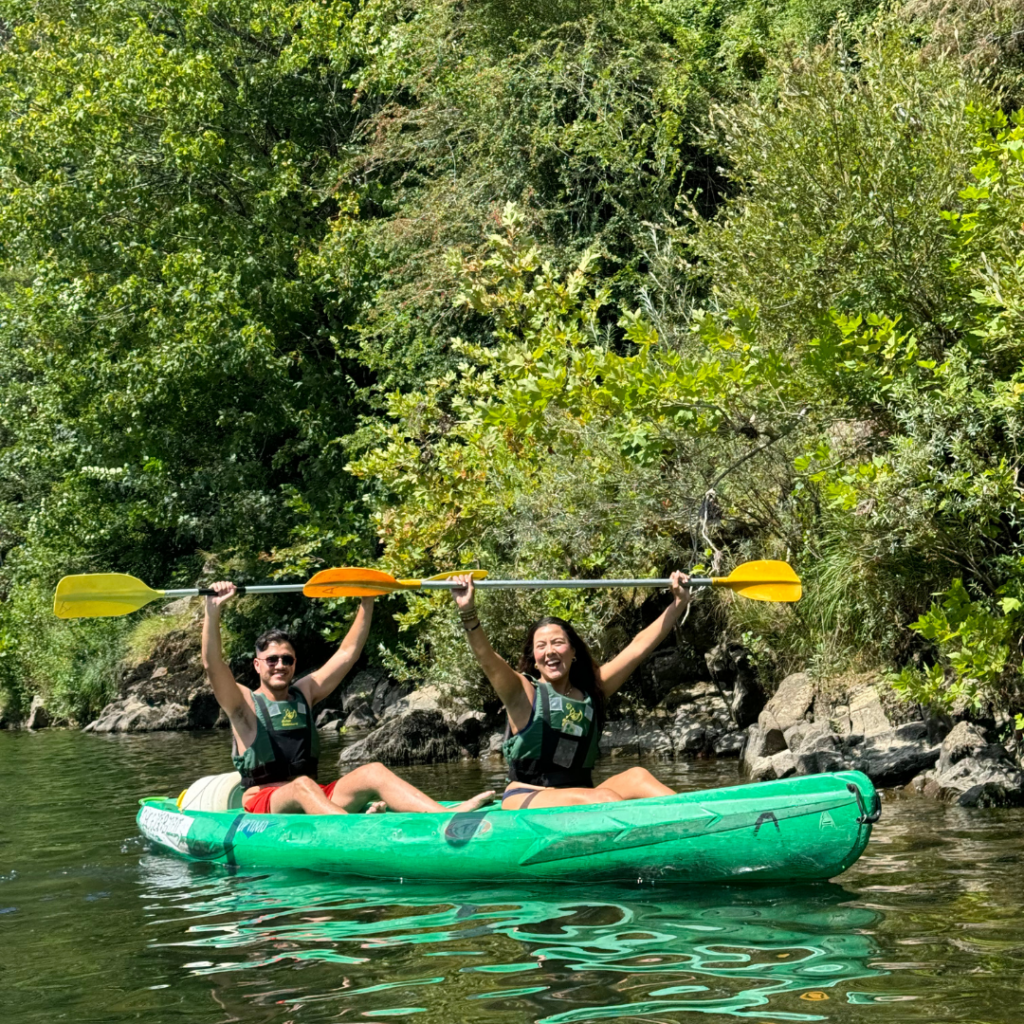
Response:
[137,770,879,884]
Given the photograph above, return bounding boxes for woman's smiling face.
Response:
[532,624,575,685]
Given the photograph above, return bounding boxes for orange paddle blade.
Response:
[302,567,489,598]
[303,567,406,597]
[399,570,489,585]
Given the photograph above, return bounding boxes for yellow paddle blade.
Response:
[303,567,406,598]
[712,560,802,603]
[53,573,165,619]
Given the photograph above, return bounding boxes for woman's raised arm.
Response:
[597,571,691,697]
[451,575,534,731]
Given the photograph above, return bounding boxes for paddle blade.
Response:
[303,567,406,598]
[713,560,802,603]
[53,573,164,619]
[416,570,489,583]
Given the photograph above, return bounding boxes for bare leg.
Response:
[264,777,347,815]
[501,784,624,810]
[599,766,674,800]
[329,762,495,814]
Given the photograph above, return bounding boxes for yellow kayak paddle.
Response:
[54,561,799,619]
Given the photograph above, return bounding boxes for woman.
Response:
[450,571,691,809]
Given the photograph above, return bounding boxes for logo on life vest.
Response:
[280,708,300,728]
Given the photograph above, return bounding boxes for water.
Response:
[3,731,1024,1023]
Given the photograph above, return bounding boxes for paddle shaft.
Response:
[165,584,307,598]
[417,578,717,590]
[176,580,712,596]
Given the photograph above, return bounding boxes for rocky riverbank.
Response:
[742,671,1024,807]
[10,614,1023,808]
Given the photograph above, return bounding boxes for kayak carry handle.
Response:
[847,782,882,824]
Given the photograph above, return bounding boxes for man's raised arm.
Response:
[302,597,375,706]
[201,581,252,728]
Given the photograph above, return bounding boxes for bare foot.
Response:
[451,790,496,813]
[365,801,387,814]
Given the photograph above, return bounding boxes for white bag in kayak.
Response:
[177,772,243,812]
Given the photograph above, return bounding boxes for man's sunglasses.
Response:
[259,654,295,667]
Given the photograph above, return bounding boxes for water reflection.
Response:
[139,856,885,1022]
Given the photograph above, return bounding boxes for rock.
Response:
[706,640,766,727]
[712,730,746,756]
[25,696,51,730]
[316,708,344,729]
[85,694,191,733]
[848,735,940,787]
[600,717,676,758]
[370,674,415,718]
[792,723,847,776]
[754,709,787,755]
[381,684,443,720]
[704,640,747,690]
[906,722,1024,807]
[451,711,488,754]
[771,749,798,779]
[847,685,892,739]
[794,746,847,776]
[783,722,807,749]
[338,709,461,765]
[749,756,777,782]
[742,723,780,774]
[830,704,852,735]
[187,690,222,729]
[484,731,505,755]
[956,780,1024,808]
[935,757,1024,806]
[731,674,766,729]
[937,721,1006,773]
[84,624,209,733]
[674,722,708,755]
[342,702,376,731]
[894,721,929,743]
[639,645,709,708]
[765,672,814,731]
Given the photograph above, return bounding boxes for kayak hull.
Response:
[136,770,878,884]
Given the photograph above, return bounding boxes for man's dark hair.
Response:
[255,629,297,654]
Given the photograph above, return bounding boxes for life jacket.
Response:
[502,679,601,787]
[231,687,320,789]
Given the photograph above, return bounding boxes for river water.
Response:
[3,730,1023,1024]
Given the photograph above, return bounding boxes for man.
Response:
[202,581,494,815]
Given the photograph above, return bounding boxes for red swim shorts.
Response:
[242,779,338,814]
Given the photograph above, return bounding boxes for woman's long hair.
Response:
[517,617,606,731]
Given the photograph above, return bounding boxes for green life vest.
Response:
[232,687,320,789]
[502,679,600,787]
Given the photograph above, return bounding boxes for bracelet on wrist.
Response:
[463,620,481,633]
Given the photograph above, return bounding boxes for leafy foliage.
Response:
[1,0,1023,723]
